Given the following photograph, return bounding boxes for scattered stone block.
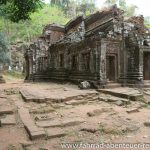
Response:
[1,115,16,125]
[126,108,140,113]
[46,129,67,139]
[115,100,124,106]
[144,122,150,127]
[78,81,91,89]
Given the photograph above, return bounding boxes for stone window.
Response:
[82,53,90,71]
[72,55,78,70]
[59,53,64,68]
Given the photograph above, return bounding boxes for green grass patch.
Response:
[2,70,25,81]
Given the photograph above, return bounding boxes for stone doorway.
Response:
[106,55,117,82]
[143,52,150,80]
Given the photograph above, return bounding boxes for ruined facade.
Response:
[25,5,150,87]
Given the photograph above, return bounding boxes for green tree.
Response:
[105,0,117,6]
[104,0,138,17]
[0,0,43,22]
[76,0,96,16]
[145,17,150,28]
[0,5,69,43]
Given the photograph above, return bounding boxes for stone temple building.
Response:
[25,5,150,88]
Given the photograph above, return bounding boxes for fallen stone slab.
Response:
[65,100,87,105]
[126,108,140,114]
[36,118,85,128]
[0,107,14,115]
[0,115,16,125]
[46,128,67,139]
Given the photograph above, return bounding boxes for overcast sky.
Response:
[44,0,150,17]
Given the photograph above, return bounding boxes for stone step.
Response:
[0,107,14,115]
[0,115,16,126]
[65,100,87,105]
[36,118,85,128]
[46,128,67,139]
[103,83,122,89]
[20,90,47,103]
[98,88,143,101]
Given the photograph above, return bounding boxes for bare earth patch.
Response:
[0,80,150,150]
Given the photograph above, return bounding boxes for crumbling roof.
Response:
[126,15,148,34]
[65,16,84,31]
[84,5,123,26]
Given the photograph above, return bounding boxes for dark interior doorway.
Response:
[106,55,117,81]
[143,52,150,80]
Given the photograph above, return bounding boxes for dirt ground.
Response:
[0,79,150,150]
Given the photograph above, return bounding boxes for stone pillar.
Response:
[90,51,94,73]
[125,33,143,84]
[99,39,107,85]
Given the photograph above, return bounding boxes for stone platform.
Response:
[20,87,98,103]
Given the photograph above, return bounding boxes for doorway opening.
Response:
[143,52,150,80]
[106,55,117,82]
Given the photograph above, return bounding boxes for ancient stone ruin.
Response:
[25,5,150,88]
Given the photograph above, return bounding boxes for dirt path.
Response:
[0,79,150,150]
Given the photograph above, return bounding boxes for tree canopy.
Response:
[105,0,138,17]
[0,0,43,22]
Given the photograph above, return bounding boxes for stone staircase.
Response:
[103,82,122,89]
